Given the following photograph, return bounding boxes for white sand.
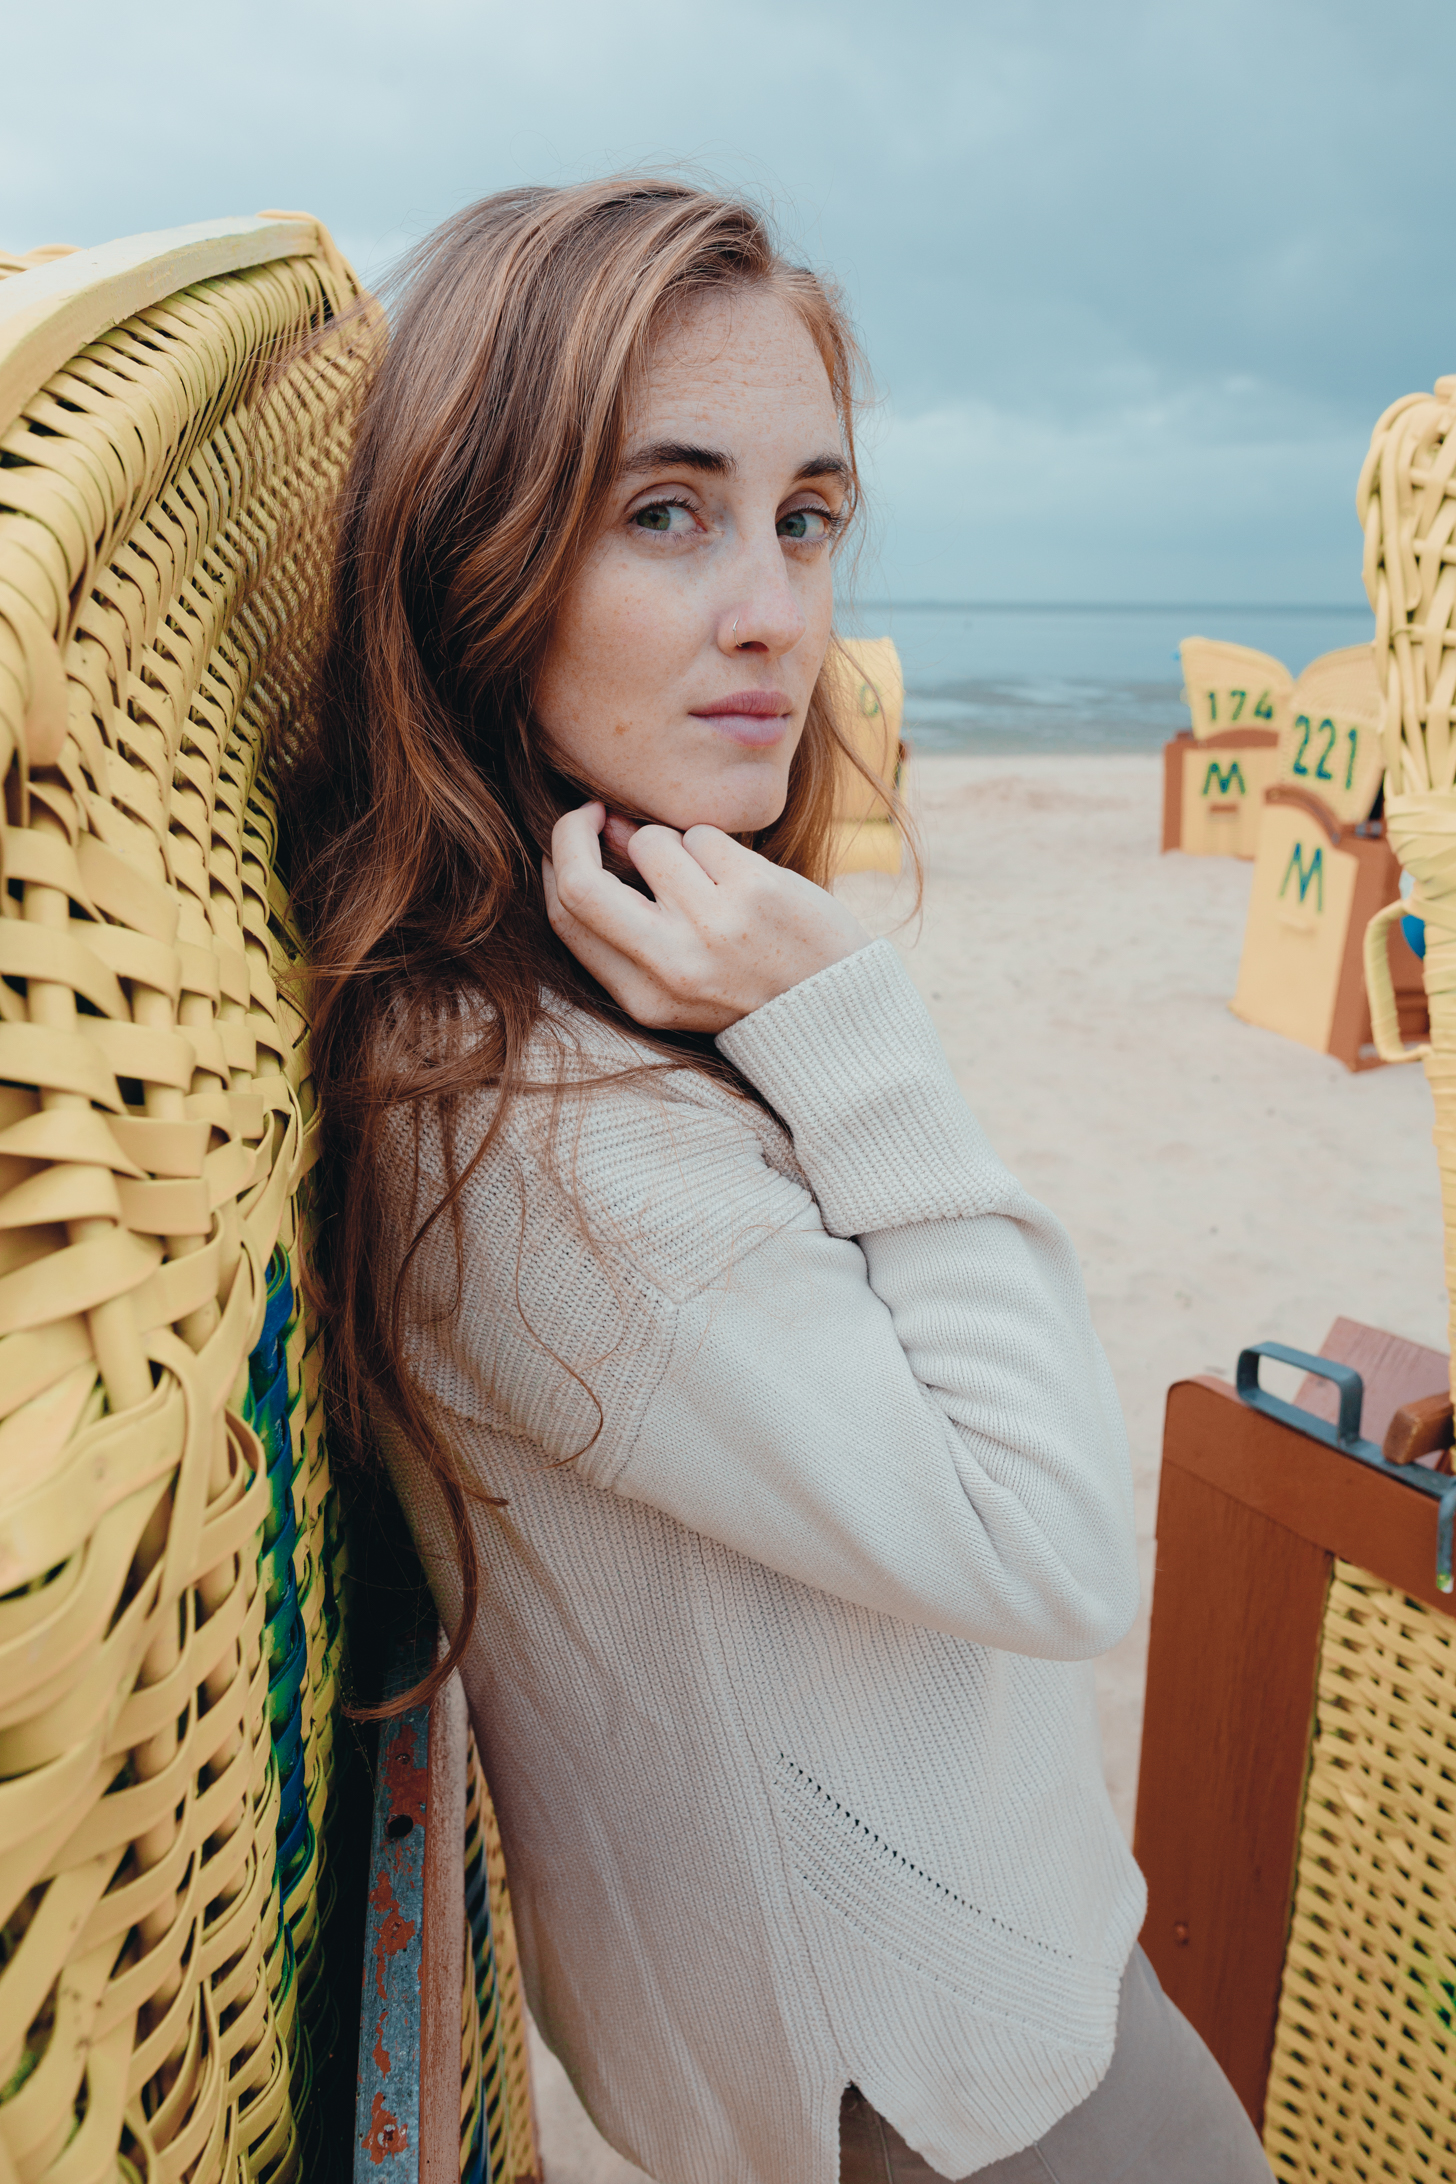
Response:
[529,751,1448,2182]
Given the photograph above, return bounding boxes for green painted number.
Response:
[1207,691,1217,724]
[1254,691,1275,720]
[1344,727,1358,790]
[1292,715,1311,776]
[1314,718,1336,781]
[1230,689,1246,720]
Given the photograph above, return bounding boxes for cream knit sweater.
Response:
[381,938,1145,2184]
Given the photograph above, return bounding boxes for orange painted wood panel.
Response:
[1164,1374,1456,1616]
[1134,1449,1328,2128]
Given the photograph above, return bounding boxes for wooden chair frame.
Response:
[1136,1322,1456,2166]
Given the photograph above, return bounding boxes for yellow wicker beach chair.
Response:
[1229,640,1422,1072]
[0,215,536,2184]
[826,636,905,877]
[1362,376,1456,1363]
[1162,637,1286,858]
[1279,646,1386,828]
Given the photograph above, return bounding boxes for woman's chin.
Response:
[653,783,790,839]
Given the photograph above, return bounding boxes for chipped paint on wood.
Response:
[354,1627,434,2182]
[384,1717,427,1827]
[363,2091,409,2165]
[368,1865,418,2000]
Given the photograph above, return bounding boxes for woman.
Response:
[293,179,1270,2183]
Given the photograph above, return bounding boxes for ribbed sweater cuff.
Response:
[716,938,1010,1236]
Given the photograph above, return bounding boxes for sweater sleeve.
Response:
[591,939,1139,1659]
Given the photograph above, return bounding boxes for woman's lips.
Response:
[689,689,792,748]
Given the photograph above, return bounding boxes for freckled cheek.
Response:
[580,558,699,666]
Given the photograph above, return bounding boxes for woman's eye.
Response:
[778,508,834,543]
[631,500,696,536]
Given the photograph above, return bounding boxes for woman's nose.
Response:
[716,533,808,658]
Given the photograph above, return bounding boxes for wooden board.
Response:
[357,1651,432,2175]
[355,1630,469,2184]
[1293,1317,1449,1447]
[1135,1453,1328,2124]
[420,1670,468,2184]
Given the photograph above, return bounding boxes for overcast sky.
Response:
[6,0,1453,606]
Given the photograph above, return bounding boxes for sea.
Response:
[840,602,1376,755]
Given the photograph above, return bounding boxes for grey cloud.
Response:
[3,0,1451,601]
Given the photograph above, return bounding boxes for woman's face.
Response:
[534,283,847,835]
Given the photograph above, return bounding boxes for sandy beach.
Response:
[528,751,1448,2184]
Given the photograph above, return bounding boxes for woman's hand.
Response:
[543,802,870,1032]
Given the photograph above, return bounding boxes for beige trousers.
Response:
[839,1949,1273,2183]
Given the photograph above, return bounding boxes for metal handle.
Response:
[1235,1342,1379,1455]
[1235,1339,1456,1593]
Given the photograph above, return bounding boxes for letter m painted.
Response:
[1279,841,1324,912]
[1203,760,1246,796]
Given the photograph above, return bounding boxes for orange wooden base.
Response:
[1162,728,1280,857]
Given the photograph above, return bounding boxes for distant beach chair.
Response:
[1161,637,1287,858]
[1277,644,1386,822]
[1231,644,1425,1069]
[826,635,905,876]
[0,215,538,2183]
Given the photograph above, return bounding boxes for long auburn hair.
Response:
[286,177,894,1705]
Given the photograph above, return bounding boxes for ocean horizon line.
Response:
[854,599,1367,617]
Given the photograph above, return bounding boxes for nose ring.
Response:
[732,616,740,639]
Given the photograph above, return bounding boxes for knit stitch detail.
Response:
[773,1757,1119,2049]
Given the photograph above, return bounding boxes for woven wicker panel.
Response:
[1358,379,1456,801]
[1264,1562,1456,2180]
[1358,380,1456,1427]
[0,246,80,283]
[0,231,370,2183]
[461,1727,538,2184]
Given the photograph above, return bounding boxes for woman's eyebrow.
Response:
[796,453,850,485]
[621,441,735,478]
[617,444,850,485]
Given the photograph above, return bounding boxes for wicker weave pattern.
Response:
[1358,380,1456,1412]
[461,1728,539,2184]
[1358,381,1456,801]
[0,235,369,2182]
[1264,1563,1456,2180]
